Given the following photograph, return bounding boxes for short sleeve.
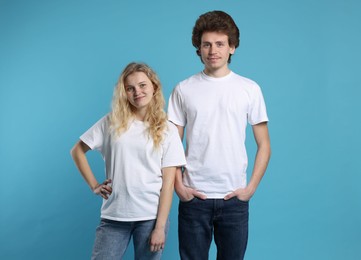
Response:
[80,115,108,151]
[161,123,186,169]
[167,85,186,127]
[247,84,269,125]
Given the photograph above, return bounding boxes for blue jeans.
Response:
[91,218,169,260]
[178,197,249,260]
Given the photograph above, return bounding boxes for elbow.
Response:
[70,146,76,160]
[70,142,80,159]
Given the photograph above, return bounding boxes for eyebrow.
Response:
[202,40,226,44]
[126,81,147,87]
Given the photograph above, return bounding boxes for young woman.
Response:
[71,62,186,260]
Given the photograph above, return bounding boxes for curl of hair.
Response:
[192,10,240,63]
[109,62,167,149]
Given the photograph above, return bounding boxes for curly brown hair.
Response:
[192,11,240,63]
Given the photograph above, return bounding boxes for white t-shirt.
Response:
[167,71,268,198]
[80,115,186,221]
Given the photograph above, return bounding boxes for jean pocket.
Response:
[179,197,197,204]
[235,197,249,204]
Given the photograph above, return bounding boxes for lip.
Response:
[134,96,145,101]
[207,57,219,62]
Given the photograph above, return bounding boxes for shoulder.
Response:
[171,73,203,100]
[230,72,263,96]
[161,121,179,139]
[100,113,111,128]
[89,113,110,129]
[165,121,178,134]
[176,72,203,89]
[231,72,259,88]
[81,114,111,146]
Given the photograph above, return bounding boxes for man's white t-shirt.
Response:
[168,71,268,198]
[80,115,186,221]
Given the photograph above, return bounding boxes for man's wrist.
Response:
[245,184,256,197]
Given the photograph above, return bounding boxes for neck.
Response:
[203,67,231,78]
[134,109,147,121]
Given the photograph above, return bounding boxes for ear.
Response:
[196,49,201,56]
[229,45,235,55]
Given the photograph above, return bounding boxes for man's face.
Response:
[200,31,235,75]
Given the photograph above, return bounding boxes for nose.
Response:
[209,44,216,54]
[134,86,141,96]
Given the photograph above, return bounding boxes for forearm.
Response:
[155,169,175,230]
[149,169,175,251]
[247,141,271,196]
[174,167,184,190]
[155,188,173,230]
[71,142,99,190]
[223,123,271,201]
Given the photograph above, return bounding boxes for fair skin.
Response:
[149,166,175,252]
[174,31,271,202]
[125,71,155,121]
[71,71,175,252]
[199,31,235,78]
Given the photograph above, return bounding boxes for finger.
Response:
[150,242,163,252]
[224,192,236,200]
[99,187,107,195]
[104,179,112,185]
[100,193,108,199]
[99,188,110,199]
[193,191,207,200]
[102,186,112,193]
[102,180,113,195]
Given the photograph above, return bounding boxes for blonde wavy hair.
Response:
[109,62,168,148]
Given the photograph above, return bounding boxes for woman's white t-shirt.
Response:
[80,115,186,221]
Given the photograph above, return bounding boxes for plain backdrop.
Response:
[1,0,360,259]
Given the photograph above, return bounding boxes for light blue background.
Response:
[1,0,360,259]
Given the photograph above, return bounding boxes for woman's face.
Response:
[124,71,155,117]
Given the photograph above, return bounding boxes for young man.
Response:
[167,11,271,260]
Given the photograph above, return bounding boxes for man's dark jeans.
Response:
[178,197,249,260]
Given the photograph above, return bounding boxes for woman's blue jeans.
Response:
[178,197,249,260]
[91,218,169,260]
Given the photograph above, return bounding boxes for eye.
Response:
[202,43,210,48]
[125,86,134,92]
[216,42,225,47]
[139,83,146,88]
